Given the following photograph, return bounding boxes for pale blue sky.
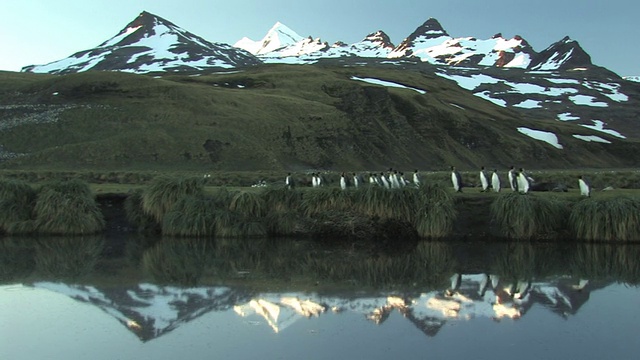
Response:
[1,0,638,75]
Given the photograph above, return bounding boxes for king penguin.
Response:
[451,166,463,192]
[491,169,501,193]
[480,166,489,192]
[578,175,590,197]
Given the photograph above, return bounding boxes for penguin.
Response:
[368,173,376,185]
[412,169,421,188]
[399,172,407,187]
[517,168,530,194]
[491,169,501,193]
[285,173,294,189]
[311,173,318,188]
[353,173,359,189]
[340,172,347,190]
[451,166,463,192]
[380,172,390,189]
[390,170,400,189]
[578,175,590,197]
[508,166,517,192]
[480,166,489,192]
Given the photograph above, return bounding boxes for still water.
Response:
[1,235,639,360]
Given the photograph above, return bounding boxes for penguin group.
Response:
[285,167,592,196]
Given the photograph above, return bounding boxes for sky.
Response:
[1,0,638,76]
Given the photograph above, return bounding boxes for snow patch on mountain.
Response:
[581,120,626,139]
[572,134,611,144]
[351,76,426,94]
[517,127,564,149]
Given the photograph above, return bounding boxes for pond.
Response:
[1,235,640,360]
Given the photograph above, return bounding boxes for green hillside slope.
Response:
[0,63,638,172]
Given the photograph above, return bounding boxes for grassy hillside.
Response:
[0,63,638,172]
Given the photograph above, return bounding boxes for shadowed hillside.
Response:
[1,62,639,171]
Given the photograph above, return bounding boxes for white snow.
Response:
[547,78,580,84]
[504,82,578,96]
[572,134,611,144]
[582,81,628,102]
[557,112,580,121]
[436,73,501,91]
[474,91,506,107]
[391,35,531,68]
[580,120,626,139]
[569,95,608,107]
[517,127,563,149]
[624,76,640,83]
[532,48,574,70]
[100,25,142,47]
[351,76,426,94]
[513,99,542,109]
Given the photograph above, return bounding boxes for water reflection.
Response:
[2,236,640,345]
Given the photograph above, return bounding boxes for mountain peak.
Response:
[415,18,449,38]
[530,36,592,70]
[23,10,260,74]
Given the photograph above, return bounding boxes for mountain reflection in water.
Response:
[1,235,640,359]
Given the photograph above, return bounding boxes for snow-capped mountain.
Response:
[389,18,535,68]
[22,11,260,74]
[234,23,396,62]
[22,11,600,74]
[388,18,537,68]
[238,17,588,71]
[234,22,328,57]
[529,36,593,71]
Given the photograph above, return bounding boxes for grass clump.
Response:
[353,187,417,221]
[229,191,267,218]
[301,188,353,216]
[33,179,105,235]
[142,176,204,223]
[569,196,640,242]
[490,192,567,240]
[414,183,457,238]
[162,195,218,237]
[124,190,160,233]
[0,179,36,232]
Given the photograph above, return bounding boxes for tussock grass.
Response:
[124,190,160,233]
[301,188,353,216]
[490,192,567,240]
[265,210,301,236]
[142,237,213,286]
[569,197,640,242]
[162,195,218,237]
[34,236,104,279]
[33,179,105,235]
[414,183,457,238]
[261,187,302,213]
[142,176,204,223]
[353,187,417,221]
[0,179,36,231]
[229,191,266,218]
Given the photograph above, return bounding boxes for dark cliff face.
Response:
[529,36,593,70]
[393,18,449,54]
